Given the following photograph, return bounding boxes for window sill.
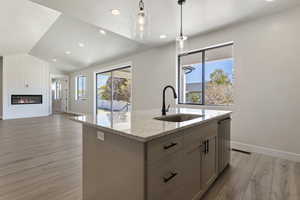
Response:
[176,103,233,111]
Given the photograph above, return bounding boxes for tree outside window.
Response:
[179,43,234,105]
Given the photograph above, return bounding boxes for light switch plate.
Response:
[97,131,105,141]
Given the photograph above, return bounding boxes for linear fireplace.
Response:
[11,95,43,105]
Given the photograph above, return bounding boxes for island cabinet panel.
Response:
[81,115,231,200]
[218,117,231,174]
[147,133,184,164]
[146,121,219,200]
[183,122,218,197]
[182,144,203,200]
[147,151,186,200]
[82,126,145,200]
[201,136,218,191]
[184,122,218,147]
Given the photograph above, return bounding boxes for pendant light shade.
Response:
[176,0,188,54]
[176,35,188,54]
[134,0,149,40]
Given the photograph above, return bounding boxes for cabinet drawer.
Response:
[147,152,184,200]
[184,122,218,148]
[147,134,183,164]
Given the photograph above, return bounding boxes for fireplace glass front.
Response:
[11,95,43,105]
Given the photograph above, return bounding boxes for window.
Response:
[178,42,234,105]
[96,66,132,115]
[76,76,87,100]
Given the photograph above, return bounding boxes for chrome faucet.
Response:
[162,85,177,116]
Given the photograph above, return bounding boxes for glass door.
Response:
[96,72,112,115]
[112,68,131,112]
[96,66,131,115]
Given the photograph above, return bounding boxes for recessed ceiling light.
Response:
[99,29,106,35]
[265,0,274,2]
[65,51,71,55]
[78,42,85,47]
[160,35,167,39]
[52,58,57,62]
[111,9,121,15]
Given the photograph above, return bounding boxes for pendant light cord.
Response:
[180,3,183,37]
[178,0,186,37]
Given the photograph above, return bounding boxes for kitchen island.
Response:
[72,108,232,200]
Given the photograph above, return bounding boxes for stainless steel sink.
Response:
[154,114,203,122]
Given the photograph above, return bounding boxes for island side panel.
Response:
[217,117,231,174]
[82,125,146,200]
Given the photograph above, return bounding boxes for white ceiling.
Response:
[3,0,300,72]
[0,0,60,55]
[31,0,300,44]
[30,15,146,71]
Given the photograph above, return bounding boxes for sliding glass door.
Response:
[96,66,132,115]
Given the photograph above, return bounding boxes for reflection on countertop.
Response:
[71,108,232,142]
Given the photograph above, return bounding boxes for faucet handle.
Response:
[166,104,171,112]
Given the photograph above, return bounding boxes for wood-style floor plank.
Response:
[202,151,245,200]
[270,158,300,200]
[243,155,274,200]
[0,114,299,200]
[0,114,82,200]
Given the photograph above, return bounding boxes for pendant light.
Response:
[176,0,188,54]
[135,0,148,40]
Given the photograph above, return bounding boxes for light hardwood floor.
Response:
[0,114,299,200]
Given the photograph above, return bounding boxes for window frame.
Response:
[95,66,132,114]
[76,75,87,101]
[177,42,234,106]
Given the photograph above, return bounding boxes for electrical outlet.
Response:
[97,131,105,141]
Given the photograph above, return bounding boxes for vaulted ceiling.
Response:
[0,0,59,55]
[30,0,300,44]
[1,0,300,72]
[30,15,146,71]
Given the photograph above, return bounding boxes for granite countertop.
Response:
[71,108,232,142]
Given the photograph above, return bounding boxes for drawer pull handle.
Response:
[203,141,207,154]
[163,172,178,183]
[163,142,178,150]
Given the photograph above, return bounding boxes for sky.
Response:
[97,74,110,88]
[186,58,234,83]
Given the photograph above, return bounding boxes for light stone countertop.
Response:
[71,108,232,142]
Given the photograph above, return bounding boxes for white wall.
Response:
[69,44,177,114]
[2,54,51,119]
[0,57,3,118]
[69,7,300,159]
[49,64,67,76]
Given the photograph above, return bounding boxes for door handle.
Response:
[163,142,178,150]
[163,172,178,183]
[207,140,209,153]
[202,141,206,154]
[206,140,209,154]
[203,140,209,154]
[203,140,210,154]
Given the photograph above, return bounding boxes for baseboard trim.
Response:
[2,114,49,120]
[231,141,300,162]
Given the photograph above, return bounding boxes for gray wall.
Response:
[69,7,300,160]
